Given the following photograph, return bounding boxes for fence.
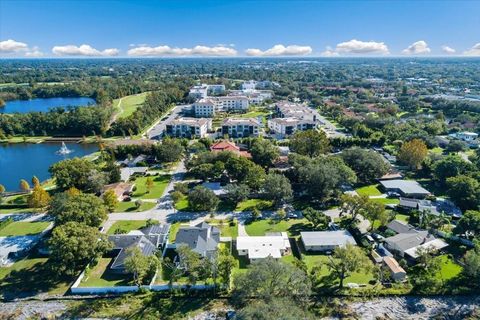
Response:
[433,229,475,247]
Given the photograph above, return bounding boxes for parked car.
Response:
[371,233,385,241]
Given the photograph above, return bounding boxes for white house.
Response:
[452,131,478,142]
[165,117,212,138]
[301,230,357,252]
[236,233,291,262]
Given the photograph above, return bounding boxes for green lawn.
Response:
[370,197,400,205]
[0,256,73,296]
[80,258,133,287]
[174,195,190,211]
[107,220,159,235]
[132,175,171,199]
[115,201,156,212]
[245,218,311,237]
[437,255,463,281]
[395,213,410,223]
[235,199,273,211]
[168,222,192,242]
[205,219,238,238]
[355,184,382,196]
[0,221,50,236]
[113,92,149,119]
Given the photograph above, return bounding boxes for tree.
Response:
[65,186,82,197]
[27,184,51,208]
[364,200,389,231]
[49,158,96,190]
[31,176,40,187]
[48,222,112,275]
[225,183,250,205]
[233,257,311,305]
[303,207,330,230]
[237,297,311,320]
[250,139,279,168]
[289,129,330,157]
[103,189,119,212]
[155,137,184,162]
[432,155,474,185]
[145,177,154,194]
[251,206,261,220]
[262,173,292,205]
[218,250,236,288]
[0,184,4,205]
[176,244,208,285]
[188,186,219,212]
[124,247,159,287]
[339,193,370,225]
[397,139,428,170]
[20,179,30,192]
[86,169,108,193]
[225,156,266,191]
[446,175,480,211]
[170,190,183,204]
[463,246,480,287]
[454,210,480,239]
[340,148,389,184]
[326,244,371,288]
[48,192,108,227]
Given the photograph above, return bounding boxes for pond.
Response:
[0,142,98,191]
[0,97,96,114]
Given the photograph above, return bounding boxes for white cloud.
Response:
[0,39,29,52]
[127,45,237,56]
[335,39,389,55]
[321,46,340,57]
[402,41,431,55]
[245,44,312,56]
[25,46,44,57]
[441,45,456,54]
[464,43,480,56]
[52,44,119,56]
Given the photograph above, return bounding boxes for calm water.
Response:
[0,97,95,113]
[0,142,98,191]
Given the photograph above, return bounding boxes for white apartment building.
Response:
[207,84,226,95]
[222,118,261,138]
[274,101,319,122]
[188,85,208,99]
[268,117,318,137]
[229,89,273,105]
[165,117,212,138]
[193,96,249,117]
[241,80,257,90]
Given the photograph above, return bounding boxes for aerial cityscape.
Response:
[0,1,479,319]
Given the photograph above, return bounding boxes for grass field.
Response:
[245,218,311,237]
[0,221,50,236]
[205,219,238,238]
[355,184,382,196]
[113,92,149,119]
[0,256,73,296]
[370,197,400,205]
[235,199,273,211]
[107,220,159,235]
[80,258,133,287]
[115,201,156,213]
[132,175,171,199]
[437,255,463,281]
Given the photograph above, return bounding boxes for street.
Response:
[146,104,189,139]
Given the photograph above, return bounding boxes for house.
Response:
[383,256,407,282]
[398,197,462,218]
[174,222,220,258]
[201,182,227,197]
[386,220,417,234]
[117,155,147,167]
[102,182,135,201]
[236,232,290,262]
[165,117,212,138]
[301,230,357,252]
[403,239,449,260]
[384,230,440,258]
[379,180,430,199]
[210,140,252,158]
[120,167,148,182]
[379,172,403,181]
[108,223,170,273]
[450,131,478,142]
[221,118,260,138]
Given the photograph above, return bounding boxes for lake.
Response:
[0,97,96,114]
[0,142,98,191]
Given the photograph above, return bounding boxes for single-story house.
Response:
[201,182,227,197]
[383,256,407,282]
[108,223,170,273]
[399,197,462,218]
[174,222,220,258]
[236,232,290,262]
[117,155,147,168]
[102,182,135,201]
[301,230,357,252]
[210,140,252,158]
[379,180,430,199]
[120,167,149,182]
[403,239,449,260]
[379,172,404,181]
[386,220,417,235]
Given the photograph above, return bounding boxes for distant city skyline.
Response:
[1,0,479,58]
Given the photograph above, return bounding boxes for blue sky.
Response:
[1,0,479,57]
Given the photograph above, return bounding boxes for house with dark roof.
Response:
[379,180,430,199]
[386,220,417,235]
[107,224,170,273]
[174,222,220,258]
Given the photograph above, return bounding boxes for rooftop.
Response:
[300,230,357,247]
[236,233,290,259]
[379,179,430,196]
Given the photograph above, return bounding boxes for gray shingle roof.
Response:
[386,220,417,234]
[175,222,220,257]
[385,231,435,253]
[301,230,357,247]
[108,235,156,270]
[380,180,430,196]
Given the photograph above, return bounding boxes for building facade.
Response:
[165,117,212,138]
[222,118,260,138]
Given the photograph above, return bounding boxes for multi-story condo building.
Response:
[222,118,261,138]
[193,96,249,117]
[165,117,212,138]
[207,84,226,95]
[229,90,273,105]
[241,80,257,90]
[274,101,319,122]
[188,85,208,99]
[268,117,318,137]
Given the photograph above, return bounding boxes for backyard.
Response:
[80,258,133,287]
[245,218,311,237]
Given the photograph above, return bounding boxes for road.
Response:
[146,104,189,139]
[317,113,348,138]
